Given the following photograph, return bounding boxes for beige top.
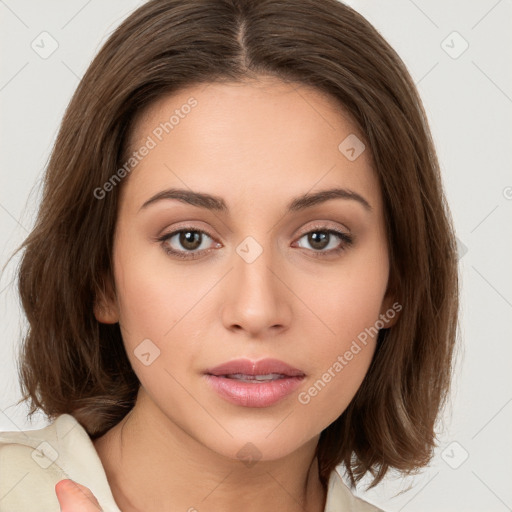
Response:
[0,413,382,511]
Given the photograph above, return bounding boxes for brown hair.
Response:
[14,0,458,490]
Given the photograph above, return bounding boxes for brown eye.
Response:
[295,227,353,256]
[158,228,219,260]
[178,230,202,251]
[306,231,330,250]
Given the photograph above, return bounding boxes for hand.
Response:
[55,479,103,511]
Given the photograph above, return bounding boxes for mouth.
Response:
[204,358,305,407]
[218,373,292,382]
[205,357,305,378]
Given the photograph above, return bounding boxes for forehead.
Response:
[121,77,381,214]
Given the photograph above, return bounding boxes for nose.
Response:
[220,237,292,338]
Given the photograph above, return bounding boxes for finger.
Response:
[55,479,103,512]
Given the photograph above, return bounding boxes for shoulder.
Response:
[0,413,78,511]
[0,413,119,512]
[325,470,385,512]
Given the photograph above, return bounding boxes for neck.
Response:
[93,389,327,512]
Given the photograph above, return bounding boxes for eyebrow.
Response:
[139,187,372,213]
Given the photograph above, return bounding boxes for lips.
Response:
[205,358,305,378]
[204,358,306,407]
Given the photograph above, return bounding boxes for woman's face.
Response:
[96,77,396,462]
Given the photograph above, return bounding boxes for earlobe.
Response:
[379,294,401,329]
[93,279,119,324]
[93,299,119,324]
[382,303,401,328]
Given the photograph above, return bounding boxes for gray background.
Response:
[1,1,511,511]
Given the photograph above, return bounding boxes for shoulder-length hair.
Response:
[15,0,458,489]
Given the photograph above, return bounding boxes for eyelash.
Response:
[157,224,353,260]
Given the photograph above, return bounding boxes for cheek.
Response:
[293,248,388,425]
[294,286,380,432]
[298,245,388,353]
[113,247,213,342]
[297,340,375,418]
[110,250,212,396]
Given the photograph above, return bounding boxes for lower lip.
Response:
[204,374,305,407]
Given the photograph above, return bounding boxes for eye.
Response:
[158,228,220,260]
[157,224,353,260]
[293,225,353,257]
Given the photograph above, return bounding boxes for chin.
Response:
[200,423,320,465]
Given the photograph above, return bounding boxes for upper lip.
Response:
[205,358,305,377]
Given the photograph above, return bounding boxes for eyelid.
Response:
[296,220,351,238]
[156,220,353,259]
[157,220,350,243]
[291,222,353,256]
[155,220,216,239]
[155,224,220,260]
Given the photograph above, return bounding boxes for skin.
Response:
[56,76,398,511]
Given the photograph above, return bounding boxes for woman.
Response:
[0,0,458,510]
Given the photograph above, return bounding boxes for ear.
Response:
[93,275,119,324]
[378,287,401,329]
